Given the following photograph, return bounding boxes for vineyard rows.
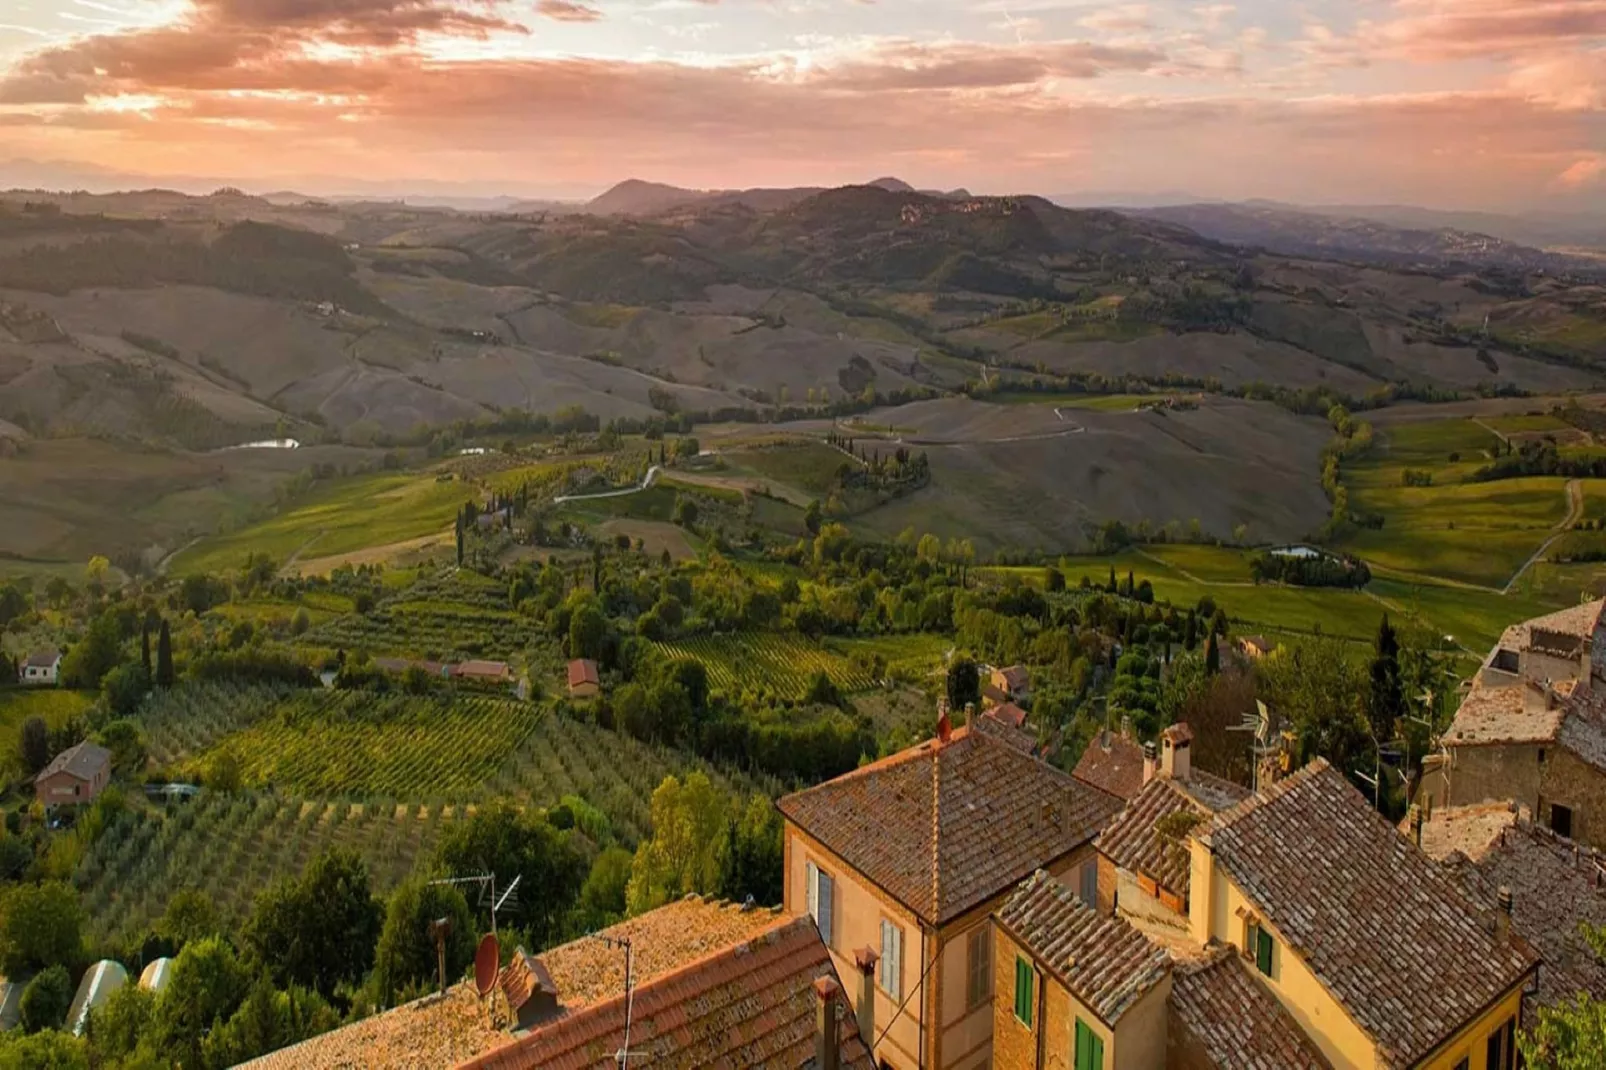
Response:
[141,681,295,767]
[488,713,780,845]
[75,792,456,948]
[191,692,544,800]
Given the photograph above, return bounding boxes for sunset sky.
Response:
[0,0,1603,206]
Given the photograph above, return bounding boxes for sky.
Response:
[0,0,1603,207]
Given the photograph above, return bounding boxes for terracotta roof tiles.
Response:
[779,725,1121,925]
[462,915,874,1070]
[1200,761,1539,1068]
[39,741,110,783]
[1168,947,1332,1070]
[995,871,1171,1024]
[1072,731,1146,801]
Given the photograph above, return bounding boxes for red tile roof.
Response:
[567,659,600,689]
[1200,761,1540,1068]
[779,724,1121,925]
[1168,947,1332,1069]
[986,702,1028,729]
[461,915,874,1070]
[1094,776,1235,898]
[995,871,1171,1025]
[1072,730,1146,801]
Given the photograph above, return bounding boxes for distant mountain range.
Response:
[1129,202,1606,274]
[568,177,975,217]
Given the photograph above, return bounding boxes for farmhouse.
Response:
[776,710,1122,1070]
[35,741,111,808]
[18,649,61,686]
[566,659,600,699]
[452,660,514,686]
[989,664,1031,701]
[1420,599,1606,848]
[239,895,872,1070]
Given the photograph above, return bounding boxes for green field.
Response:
[992,393,1155,412]
[172,471,472,576]
[1047,544,1566,652]
[0,688,94,776]
[1335,419,1571,588]
[721,442,851,497]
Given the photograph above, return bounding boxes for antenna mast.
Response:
[597,934,635,1067]
[430,873,518,935]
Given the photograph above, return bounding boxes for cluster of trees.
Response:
[1471,439,1606,482]
[1319,404,1377,538]
[1249,551,1371,589]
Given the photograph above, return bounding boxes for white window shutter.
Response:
[806,861,819,922]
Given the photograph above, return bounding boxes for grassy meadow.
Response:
[173,471,473,576]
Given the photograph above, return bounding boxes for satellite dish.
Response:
[475,933,500,998]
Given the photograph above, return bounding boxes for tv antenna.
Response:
[1229,700,1279,793]
[595,933,636,1068]
[430,873,521,935]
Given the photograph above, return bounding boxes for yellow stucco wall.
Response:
[1189,837,1529,1070]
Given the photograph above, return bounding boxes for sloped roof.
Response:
[455,660,512,679]
[239,897,782,1069]
[463,916,874,1070]
[24,650,60,669]
[779,724,1121,924]
[1431,812,1606,1013]
[1168,947,1331,1070]
[1094,773,1247,897]
[1444,678,1606,772]
[995,665,1030,691]
[1494,599,1605,654]
[1200,761,1539,1068]
[994,871,1170,1025]
[566,660,600,688]
[39,741,111,783]
[1072,731,1146,801]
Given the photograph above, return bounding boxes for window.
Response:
[966,925,991,1010]
[1013,956,1034,1027]
[1552,803,1574,839]
[1487,1017,1515,1070]
[1078,859,1098,907]
[1452,1058,1468,1070]
[1074,1019,1104,1070]
[1255,926,1274,977]
[879,919,903,1001]
[805,861,834,946]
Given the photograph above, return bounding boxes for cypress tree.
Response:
[1204,631,1220,675]
[156,619,175,688]
[140,626,152,677]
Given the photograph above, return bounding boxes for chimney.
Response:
[852,947,879,1050]
[937,702,952,745]
[1410,806,1424,848]
[1142,741,1158,785]
[1161,724,1193,781]
[1524,679,1557,713]
[1119,714,1132,741]
[814,976,843,1070]
[1496,886,1513,942]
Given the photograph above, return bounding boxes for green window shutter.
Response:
[1256,927,1274,976]
[1075,1020,1100,1070]
[1014,957,1033,1026]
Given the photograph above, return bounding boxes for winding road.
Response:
[552,465,664,505]
[1502,478,1584,595]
